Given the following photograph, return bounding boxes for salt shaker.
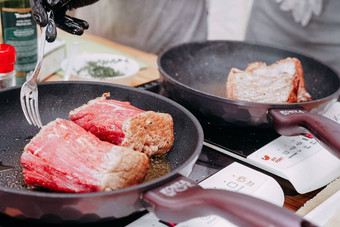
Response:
[0,44,16,89]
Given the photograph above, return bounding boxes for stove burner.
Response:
[0,81,297,226]
[201,121,279,157]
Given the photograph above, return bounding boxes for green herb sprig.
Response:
[76,59,125,78]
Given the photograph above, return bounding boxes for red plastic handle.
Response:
[268,108,340,159]
[142,175,316,227]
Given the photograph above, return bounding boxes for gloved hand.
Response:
[276,0,323,26]
[30,0,99,42]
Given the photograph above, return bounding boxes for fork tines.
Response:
[20,88,43,128]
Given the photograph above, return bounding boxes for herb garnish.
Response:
[76,59,125,78]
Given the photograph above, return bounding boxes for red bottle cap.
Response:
[0,44,16,74]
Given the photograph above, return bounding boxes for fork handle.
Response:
[28,12,49,82]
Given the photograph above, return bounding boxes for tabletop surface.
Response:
[45,30,159,87]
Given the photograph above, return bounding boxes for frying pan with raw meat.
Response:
[158,40,340,158]
[0,82,314,226]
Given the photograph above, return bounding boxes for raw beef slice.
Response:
[69,93,174,157]
[21,118,149,193]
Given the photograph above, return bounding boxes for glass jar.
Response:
[0,43,16,89]
[0,0,38,85]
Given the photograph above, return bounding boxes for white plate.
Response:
[61,53,140,84]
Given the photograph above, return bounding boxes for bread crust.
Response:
[226,57,312,103]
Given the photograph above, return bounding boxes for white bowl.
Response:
[61,53,140,85]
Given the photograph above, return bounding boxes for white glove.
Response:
[276,0,323,26]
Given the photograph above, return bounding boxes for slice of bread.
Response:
[226,57,312,103]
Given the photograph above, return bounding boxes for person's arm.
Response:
[30,0,99,42]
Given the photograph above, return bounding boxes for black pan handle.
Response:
[268,108,340,159]
[142,175,316,227]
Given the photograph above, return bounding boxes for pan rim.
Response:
[0,81,204,198]
[157,40,340,108]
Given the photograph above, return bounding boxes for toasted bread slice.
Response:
[226,57,312,103]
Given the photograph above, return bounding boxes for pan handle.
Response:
[142,175,315,227]
[268,108,340,159]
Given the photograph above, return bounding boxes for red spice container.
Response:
[0,43,16,89]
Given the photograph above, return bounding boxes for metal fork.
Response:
[20,19,48,128]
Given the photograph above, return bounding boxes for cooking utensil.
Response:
[19,25,47,128]
[158,40,340,158]
[0,82,313,226]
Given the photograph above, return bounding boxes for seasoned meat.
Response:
[226,57,312,103]
[21,118,149,193]
[69,93,174,157]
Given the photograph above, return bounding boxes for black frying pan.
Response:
[158,41,340,158]
[0,82,314,226]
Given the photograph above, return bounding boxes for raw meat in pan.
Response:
[21,118,149,193]
[69,93,174,157]
[226,57,312,103]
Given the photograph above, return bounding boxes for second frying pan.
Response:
[158,41,340,158]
